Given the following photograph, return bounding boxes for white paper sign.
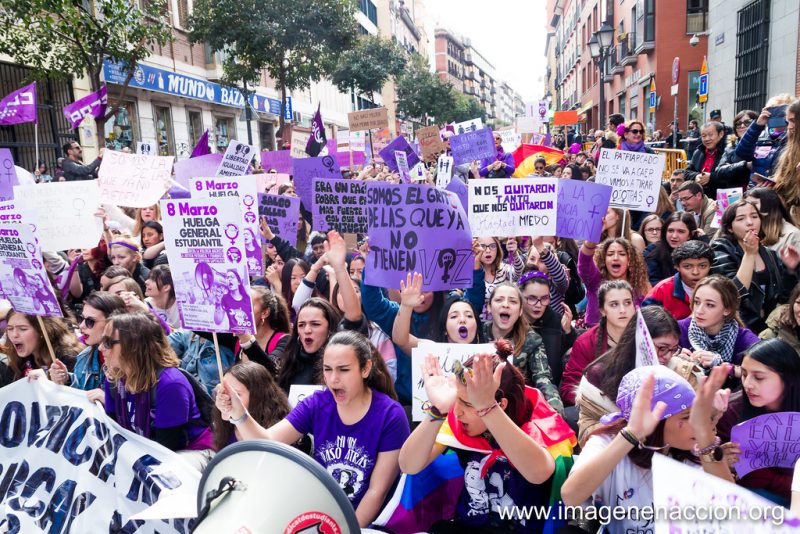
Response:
[411,162,427,182]
[14,181,104,252]
[468,178,558,237]
[411,343,496,421]
[395,150,410,182]
[215,140,256,177]
[137,139,156,155]
[594,148,666,212]
[350,131,366,152]
[190,175,262,278]
[288,384,326,408]
[516,116,541,134]
[436,155,454,188]
[161,197,256,334]
[652,454,797,534]
[98,150,174,207]
[453,118,483,134]
[290,130,311,159]
[498,130,521,152]
[0,379,199,533]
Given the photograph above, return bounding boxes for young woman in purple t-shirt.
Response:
[216,330,410,528]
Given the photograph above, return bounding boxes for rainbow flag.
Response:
[512,144,565,177]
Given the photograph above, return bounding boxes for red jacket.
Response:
[642,273,692,320]
[560,325,607,406]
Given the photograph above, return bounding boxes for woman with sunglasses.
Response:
[479,133,515,178]
[50,291,126,403]
[619,121,654,154]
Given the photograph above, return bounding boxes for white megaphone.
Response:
[191,440,361,534]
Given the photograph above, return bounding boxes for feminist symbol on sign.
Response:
[242,194,255,209]
[321,155,335,171]
[438,248,456,283]
[26,242,36,255]
[224,223,239,245]
[72,198,86,217]
[646,195,655,207]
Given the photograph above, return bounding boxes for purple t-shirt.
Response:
[104,367,204,441]
[286,388,410,509]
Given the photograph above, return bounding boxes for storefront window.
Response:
[259,121,276,151]
[106,101,138,151]
[618,95,626,117]
[187,109,204,149]
[153,104,174,156]
[629,91,639,121]
[687,70,703,126]
[214,116,235,150]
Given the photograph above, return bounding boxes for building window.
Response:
[259,121,275,151]
[359,0,377,26]
[186,108,203,149]
[214,115,235,151]
[107,101,138,151]
[618,94,626,116]
[686,0,708,33]
[153,104,174,156]
[734,0,769,113]
[629,91,638,121]
[176,0,189,28]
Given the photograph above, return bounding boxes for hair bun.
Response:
[494,339,513,359]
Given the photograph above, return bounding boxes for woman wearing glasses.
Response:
[50,291,126,402]
[619,121,654,154]
[102,312,214,451]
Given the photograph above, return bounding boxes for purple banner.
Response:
[556,179,612,242]
[365,183,473,291]
[172,153,223,198]
[0,82,36,126]
[63,85,107,128]
[260,150,293,174]
[0,223,62,317]
[191,129,210,158]
[449,127,495,166]
[311,178,368,234]
[730,412,800,478]
[378,135,420,173]
[444,176,468,214]
[292,155,341,209]
[0,149,18,202]
[258,193,300,246]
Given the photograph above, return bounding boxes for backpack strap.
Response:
[266,331,286,355]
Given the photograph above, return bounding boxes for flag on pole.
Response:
[190,129,211,158]
[305,104,327,157]
[0,82,37,125]
[63,85,107,128]
[635,309,658,367]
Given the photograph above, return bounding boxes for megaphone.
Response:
[191,440,361,534]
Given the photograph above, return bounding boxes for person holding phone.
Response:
[735,94,796,184]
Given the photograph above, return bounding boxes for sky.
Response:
[424,0,548,101]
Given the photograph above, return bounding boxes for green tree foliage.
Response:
[0,0,173,135]
[330,35,406,102]
[189,0,358,132]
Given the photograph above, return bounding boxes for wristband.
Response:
[240,336,256,350]
[691,435,721,457]
[421,401,446,421]
[620,426,642,448]
[229,410,249,426]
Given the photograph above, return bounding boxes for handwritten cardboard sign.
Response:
[98,150,173,207]
[449,127,496,166]
[348,107,389,132]
[417,125,445,161]
[365,183,473,292]
[215,140,255,177]
[468,178,558,237]
[311,178,368,234]
[258,193,300,246]
[730,412,800,478]
[290,128,311,159]
[378,135,421,174]
[292,155,341,209]
[594,148,665,212]
[555,179,612,242]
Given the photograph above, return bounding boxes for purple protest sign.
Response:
[730,412,800,478]
[63,85,107,128]
[0,223,62,317]
[260,150,293,174]
[365,183,473,291]
[449,127,495,166]
[444,177,468,214]
[292,155,340,209]
[335,150,365,168]
[0,82,36,126]
[556,179,612,242]
[258,193,300,246]
[312,178,368,234]
[173,153,223,198]
[378,135,420,173]
[0,149,18,202]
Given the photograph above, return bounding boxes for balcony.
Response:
[464,70,474,80]
[603,48,618,81]
[465,86,474,95]
[619,33,637,66]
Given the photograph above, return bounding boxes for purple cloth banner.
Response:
[63,85,107,128]
[378,136,420,173]
[311,178,368,234]
[292,155,341,209]
[305,104,327,157]
[555,179,612,243]
[260,150,293,174]
[190,129,211,158]
[258,193,300,247]
[444,177,468,214]
[730,412,800,478]
[0,149,18,202]
[365,183,473,291]
[172,153,223,199]
[449,127,495,166]
[0,82,36,125]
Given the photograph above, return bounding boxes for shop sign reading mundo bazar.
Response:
[102,60,292,120]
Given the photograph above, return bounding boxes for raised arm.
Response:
[392,272,424,355]
[325,231,361,323]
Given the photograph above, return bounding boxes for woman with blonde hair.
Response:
[108,236,149,293]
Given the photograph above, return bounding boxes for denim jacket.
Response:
[168,330,235,395]
[70,346,104,391]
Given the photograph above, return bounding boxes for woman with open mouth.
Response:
[644,212,704,286]
[216,330,409,528]
[599,207,646,254]
[578,236,651,327]
[3,311,82,385]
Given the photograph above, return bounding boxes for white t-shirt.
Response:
[793,459,800,492]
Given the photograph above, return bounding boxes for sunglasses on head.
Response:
[452,360,472,386]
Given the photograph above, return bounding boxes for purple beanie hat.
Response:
[600,365,695,425]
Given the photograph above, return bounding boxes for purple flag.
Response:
[63,85,107,128]
[379,136,421,173]
[0,82,37,125]
[191,129,211,158]
[305,104,327,157]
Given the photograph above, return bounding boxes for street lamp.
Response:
[589,23,615,130]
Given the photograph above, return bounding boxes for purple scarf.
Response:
[620,140,647,152]
[494,146,506,161]
[113,381,152,438]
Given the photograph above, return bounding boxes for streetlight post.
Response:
[588,23,615,131]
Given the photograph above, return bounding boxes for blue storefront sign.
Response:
[103,60,292,120]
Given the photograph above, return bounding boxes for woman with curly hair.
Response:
[578,237,651,326]
[759,282,800,354]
